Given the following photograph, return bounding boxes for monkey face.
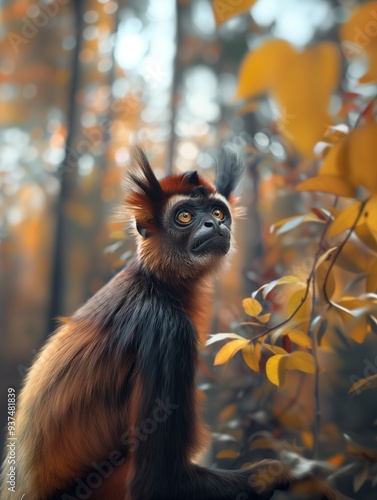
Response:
[123,148,243,280]
[134,190,235,281]
[164,194,232,259]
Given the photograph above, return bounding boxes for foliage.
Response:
[208,1,377,498]
[2,0,377,498]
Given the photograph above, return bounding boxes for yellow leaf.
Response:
[320,123,377,194]
[219,403,238,421]
[242,345,259,371]
[236,41,341,156]
[366,260,377,292]
[340,1,377,84]
[257,313,271,323]
[263,344,288,355]
[296,174,356,198]
[338,297,375,310]
[287,330,312,349]
[348,317,369,344]
[355,224,377,253]
[364,195,377,242]
[349,373,377,393]
[212,0,257,25]
[270,213,323,235]
[329,202,363,237]
[286,351,316,373]
[215,449,239,459]
[266,354,288,387]
[286,289,309,322]
[301,431,314,449]
[214,339,250,366]
[336,242,370,273]
[255,275,304,299]
[316,258,336,302]
[234,39,294,100]
[242,297,262,317]
[315,247,337,270]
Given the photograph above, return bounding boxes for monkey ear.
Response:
[123,146,166,228]
[214,147,245,200]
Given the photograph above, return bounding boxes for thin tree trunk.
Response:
[46,0,84,336]
[167,0,184,175]
[83,6,121,299]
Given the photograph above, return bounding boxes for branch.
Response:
[249,206,334,344]
[322,199,368,307]
[354,93,377,129]
[309,277,320,459]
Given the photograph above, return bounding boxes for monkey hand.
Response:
[243,460,336,500]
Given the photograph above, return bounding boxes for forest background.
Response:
[1,0,377,498]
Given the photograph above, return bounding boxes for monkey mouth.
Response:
[191,234,230,254]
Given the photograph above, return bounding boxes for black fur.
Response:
[51,259,290,500]
[130,146,166,212]
[215,147,245,199]
[184,170,200,185]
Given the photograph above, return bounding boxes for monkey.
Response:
[1,147,332,500]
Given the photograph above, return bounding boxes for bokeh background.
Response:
[1,0,377,498]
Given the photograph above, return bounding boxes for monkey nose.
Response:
[204,220,214,228]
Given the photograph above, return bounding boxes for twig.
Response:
[309,277,320,459]
[249,207,334,344]
[354,93,377,129]
[322,199,368,307]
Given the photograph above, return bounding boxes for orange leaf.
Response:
[327,454,345,467]
[349,373,377,393]
[212,0,257,25]
[215,449,239,459]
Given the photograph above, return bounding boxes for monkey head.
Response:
[123,146,244,281]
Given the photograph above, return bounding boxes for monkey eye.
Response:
[211,207,225,221]
[176,210,194,224]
